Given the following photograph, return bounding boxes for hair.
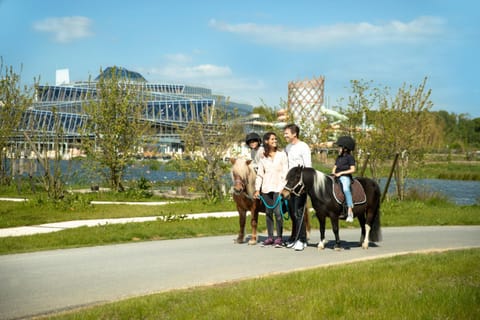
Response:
[341,147,351,155]
[262,131,278,157]
[284,123,300,138]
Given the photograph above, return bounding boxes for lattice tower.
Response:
[287,76,325,122]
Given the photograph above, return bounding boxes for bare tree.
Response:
[0,60,34,185]
[21,106,69,200]
[181,102,243,202]
[344,77,440,200]
[82,67,150,192]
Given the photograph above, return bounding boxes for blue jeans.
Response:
[339,175,353,208]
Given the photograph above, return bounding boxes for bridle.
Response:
[232,174,253,199]
[233,176,246,195]
[283,169,305,196]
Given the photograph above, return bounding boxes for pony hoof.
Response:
[248,239,257,245]
[317,240,327,250]
[234,238,245,244]
[362,243,369,249]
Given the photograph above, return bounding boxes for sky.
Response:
[1,0,479,118]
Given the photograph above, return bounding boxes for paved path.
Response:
[0,225,479,320]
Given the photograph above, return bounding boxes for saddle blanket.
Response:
[332,177,367,205]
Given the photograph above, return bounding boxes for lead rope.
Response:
[258,194,289,220]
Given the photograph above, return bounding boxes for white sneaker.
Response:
[286,241,296,248]
[346,214,354,223]
[293,240,307,251]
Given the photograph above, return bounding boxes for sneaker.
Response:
[263,238,274,246]
[293,240,307,251]
[274,238,283,248]
[286,241,296,248]
[346,214,354,223]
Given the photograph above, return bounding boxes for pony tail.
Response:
[369,181,382,242]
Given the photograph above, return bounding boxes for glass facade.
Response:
[11,67,253,156]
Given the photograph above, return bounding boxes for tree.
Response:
[82,66,150,192]
[344,77,439,200]
[181,101,243,202]
[252,103,277,122]
[0,59,34,185]
[22,107,66,200]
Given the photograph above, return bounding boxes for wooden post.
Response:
[359,153,370,177]
[381,153,399,203]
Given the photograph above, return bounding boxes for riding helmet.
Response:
[335,136,356,151]
[245,132,261,144]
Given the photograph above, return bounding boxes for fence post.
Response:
[381,153,399,203]
[359,153,370,177]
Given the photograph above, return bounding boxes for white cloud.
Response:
[146,63,232,80]
[33,16,93,43]
[164,53,192,64]
[138,57,265,105]
[143,53,233,81]
[209,16,446,48]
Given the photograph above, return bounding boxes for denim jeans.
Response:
[339,175,353,208]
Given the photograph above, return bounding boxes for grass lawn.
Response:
[44,248,480,319]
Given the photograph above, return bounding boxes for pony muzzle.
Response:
[281,188,292,200]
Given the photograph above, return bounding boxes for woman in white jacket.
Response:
[254,132,288,248]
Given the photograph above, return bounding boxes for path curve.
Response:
[0,226,479,319]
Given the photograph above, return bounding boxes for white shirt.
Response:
[255,150,289,193]
[285,140,312,168]
[250,146,264,170]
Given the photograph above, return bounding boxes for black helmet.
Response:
[335,136,356,151]
[245,132,261,144]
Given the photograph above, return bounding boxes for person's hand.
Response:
[254,191,260,199]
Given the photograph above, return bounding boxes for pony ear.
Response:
[230,158,236,165]
[246,159,252,166]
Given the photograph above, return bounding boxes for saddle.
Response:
[330,176,367,206]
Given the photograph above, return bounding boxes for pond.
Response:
[11,159,480,205]
[380,178,480,205]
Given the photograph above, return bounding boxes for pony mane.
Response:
[313,169,326,195]
[231,158,256,197]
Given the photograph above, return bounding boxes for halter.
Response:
[232,175,253,200]
[284,169,305,196]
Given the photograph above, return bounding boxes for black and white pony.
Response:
[281,166,382,250]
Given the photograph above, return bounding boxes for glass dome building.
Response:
[12,67,253,157]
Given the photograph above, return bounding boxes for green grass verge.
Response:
[0,197,237,228]
[44,249,480,319]
[0,198,479,255]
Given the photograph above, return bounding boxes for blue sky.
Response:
[1,0,479,117]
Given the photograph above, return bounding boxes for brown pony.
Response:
[230,158,264,244]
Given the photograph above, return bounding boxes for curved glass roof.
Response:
[94,66,146,82]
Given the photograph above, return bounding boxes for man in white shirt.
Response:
[284,124,311,251]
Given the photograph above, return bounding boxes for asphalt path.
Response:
[1,226,479,320]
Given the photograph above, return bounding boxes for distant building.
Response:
[9,67,253,158]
